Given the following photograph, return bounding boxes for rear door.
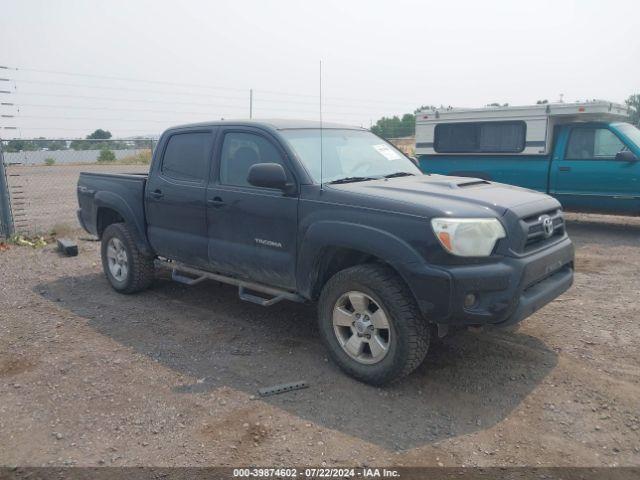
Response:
[206,128,299,289]
[549,124,640,214]
[145,129,217,267]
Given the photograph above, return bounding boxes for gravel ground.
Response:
[0,213,639,467]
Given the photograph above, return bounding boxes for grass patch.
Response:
[117,149,152,165]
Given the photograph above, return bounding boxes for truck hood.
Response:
[328,174,556,217]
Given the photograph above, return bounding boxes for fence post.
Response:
[0,139,14,238]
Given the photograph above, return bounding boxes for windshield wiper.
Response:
[328,176,376,184]
[383,172,416,178]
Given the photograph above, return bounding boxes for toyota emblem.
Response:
[539,215,554,238]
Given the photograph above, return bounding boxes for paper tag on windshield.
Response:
[373,144,401,161]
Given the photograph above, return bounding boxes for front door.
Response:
[146,129,216,267]
[550,125,640,214]
[206,128,299,289]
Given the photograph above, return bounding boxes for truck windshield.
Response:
[615,123,640,149]
[280,129,421,183]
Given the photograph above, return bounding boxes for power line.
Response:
[2,126,159,134]
[10,108,369,122]
[1,64,419,134]
[7,90,247,109]
[13,114,221,124]
[0,92,376,117]
[4,64,422,108]
[15,78,251,101]
[9,80,396,111]
[9,101,247,115]
[4,65,248,92]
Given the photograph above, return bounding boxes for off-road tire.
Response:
[318,263,429,385]
[101,223,154,294]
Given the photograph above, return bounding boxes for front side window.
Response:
[434,121,526,153]
[219,132,287,187]
[280,129,420,183]
[565,128,625,160]
[161,132,211,182]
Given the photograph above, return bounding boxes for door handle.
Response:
[558,166,571,172]
[150,189,164,199]
[207,196,226,207]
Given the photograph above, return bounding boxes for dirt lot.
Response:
[0,213,639,467]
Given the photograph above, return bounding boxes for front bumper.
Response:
[404,236,574,327]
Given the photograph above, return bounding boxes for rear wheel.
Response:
[101,223,154,294]
[318,264,429,385]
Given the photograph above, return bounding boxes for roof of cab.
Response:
[166,118,365,132]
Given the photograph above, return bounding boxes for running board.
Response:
[239,286,288,307]
[171,270,206,286]
[156,259,305,306]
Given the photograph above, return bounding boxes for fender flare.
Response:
[94,191,151,255]
[297,220,426,298]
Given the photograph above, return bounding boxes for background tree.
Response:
[370,106,437,139]
[71,129,127,150]
[371,114,415,138]
[3,138,67,152]
[536,99,549,104]
[87,129,112,140]
[4,139,39,152]
[46,140,67,151]
[625,94,640,126]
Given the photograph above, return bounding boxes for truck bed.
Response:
[77,171,149,239]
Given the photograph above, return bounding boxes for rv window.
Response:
[434,121,526,153]
[434,123,478,153]
[479,122,526,152]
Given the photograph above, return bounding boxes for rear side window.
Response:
[434,121,526,153]
[161,132,212,182]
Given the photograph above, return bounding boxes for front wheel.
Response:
[318,264,429,385]
[101,223,154,294]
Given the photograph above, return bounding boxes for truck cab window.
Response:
[161,132,211,182]
[219,132,287,187]
[566,128,625,160]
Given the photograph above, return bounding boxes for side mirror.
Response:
[615,150,639,162]
[247,163,291,191]
[408,156,420,167]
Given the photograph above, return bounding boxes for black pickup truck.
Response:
[77,120,574,385]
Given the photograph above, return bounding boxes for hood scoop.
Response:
[423,174,491,189]
[456,179,491,188]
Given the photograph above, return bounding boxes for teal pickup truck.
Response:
[416,101,640,215]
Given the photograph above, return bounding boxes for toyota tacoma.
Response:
[77,120,574,385]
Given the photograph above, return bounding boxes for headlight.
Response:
[431,218,506,257]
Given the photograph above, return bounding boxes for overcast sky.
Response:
[1,0,639,138]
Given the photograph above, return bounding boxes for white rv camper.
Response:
[415,101,630,156]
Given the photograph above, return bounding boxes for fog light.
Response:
[464,293,477,309]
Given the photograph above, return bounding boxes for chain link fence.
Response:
[0,138,156,237]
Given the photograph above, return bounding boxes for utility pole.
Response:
[249,89,253,119]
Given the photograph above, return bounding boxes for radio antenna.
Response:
[319,60,324,191]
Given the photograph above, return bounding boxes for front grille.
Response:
[520,209,565,252]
